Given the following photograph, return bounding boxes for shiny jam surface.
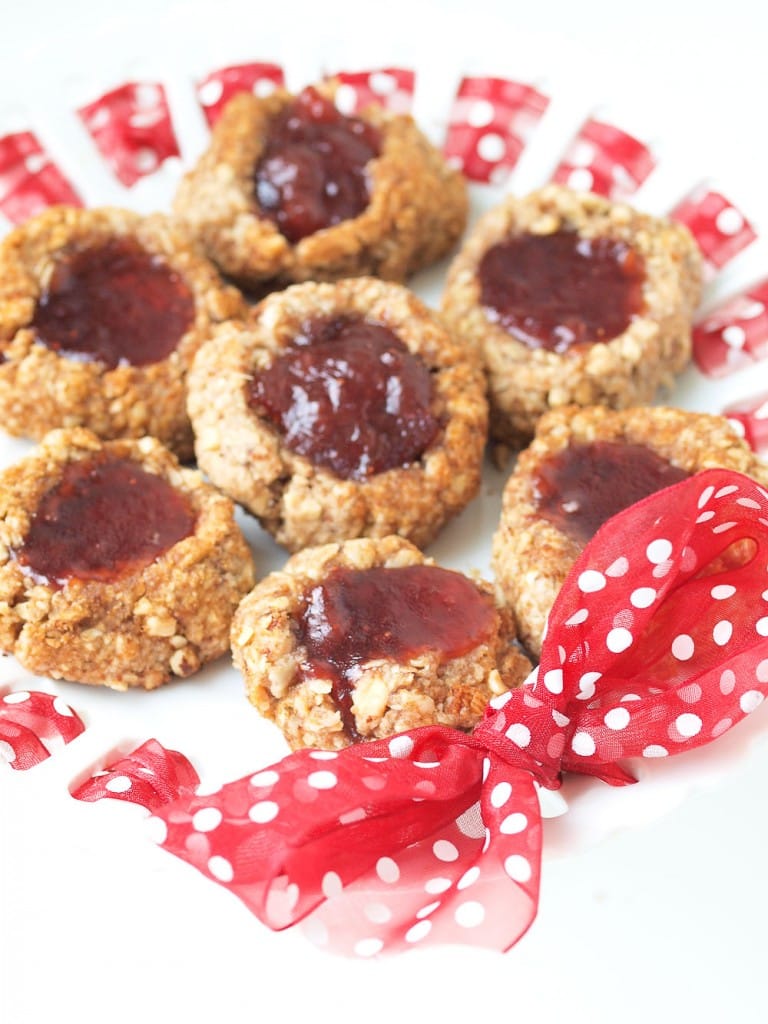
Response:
[247,316,439,480]
[16,455,196,586]
[254,86,381,243]
[31,237,195,369]
[534,440,690,547]
[478,229,645,352]
[297,564,497,739]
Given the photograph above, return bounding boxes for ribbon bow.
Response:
[102,468,768,955]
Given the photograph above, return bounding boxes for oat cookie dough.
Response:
[441,185,703,449]
[173,84,467,288]
[0,205,245,461]
[232,535,533,751]
[492,405,768,658]
[0,428,255,690]
[187,277,488,552]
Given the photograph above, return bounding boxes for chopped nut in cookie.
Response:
[0,428,255,690]
[231,536,532,750]
[441,184,703,449]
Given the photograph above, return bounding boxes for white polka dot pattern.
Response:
[86,469,768,956]
[551,117,655,200]
[0,130,84,225]
[672,185,757,275]
[71,738,199,810]
[519,468,768,784]
[195,62,285,126]
[0,690,84,770]
[145,719,543,955]
[76,82,180,188]
[331,68,415,116]
[442,76,549,183]
[722,390,768,457]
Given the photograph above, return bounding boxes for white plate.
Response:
[2,3,768,1022]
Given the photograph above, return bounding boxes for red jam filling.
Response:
[297,564,497,739]
[533,440,690,547]
[15,454,197,587]
[31,237,195,369]
[478,229,645,352]
[254,85,381,243]
[247,316,439,480]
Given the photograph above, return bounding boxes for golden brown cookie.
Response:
[231,535,533,750]
[173,84,467,288]
[0,428,255,690]
[187,277,489,552]
[491,405,768,658]
[441,185,703,450]
[0,205,245,461]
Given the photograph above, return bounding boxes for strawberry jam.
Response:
[16,454,196,586]
[478,230,645,352]
[31,237,195,369]
[254,86,381,243]
[297,564,497,739]
[247,316,439,479]
[533,440,689,547]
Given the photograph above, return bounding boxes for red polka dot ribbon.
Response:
[194,64,413,128]
[551,118,655,200]
[196,63,286,127]
[0,131,82,225]
[693,277,768,379]
[0,690,84,770]
[121,467,768,956]
[77,82,180,187]
[671,184,757,272]
[331,68,415,115]
[72,739,200,811]
[723,392,768,456]
[443,76,549,184]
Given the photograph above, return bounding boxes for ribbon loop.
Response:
[533,468,768,781]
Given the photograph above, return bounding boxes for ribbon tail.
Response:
[150,726,543,956]
[300,753,543,957]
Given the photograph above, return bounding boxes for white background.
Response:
[2,1,768,1022]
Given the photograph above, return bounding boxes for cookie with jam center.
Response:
[186,277,488,552]
[0,205,245,460]
[0,428,255,690]
[492,405,768,659]
[441,184,704,451]
[231,535,532,750]
[173,84,467,288]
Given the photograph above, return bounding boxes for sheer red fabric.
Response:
[0,690,84,770]
[72,468,768,955]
